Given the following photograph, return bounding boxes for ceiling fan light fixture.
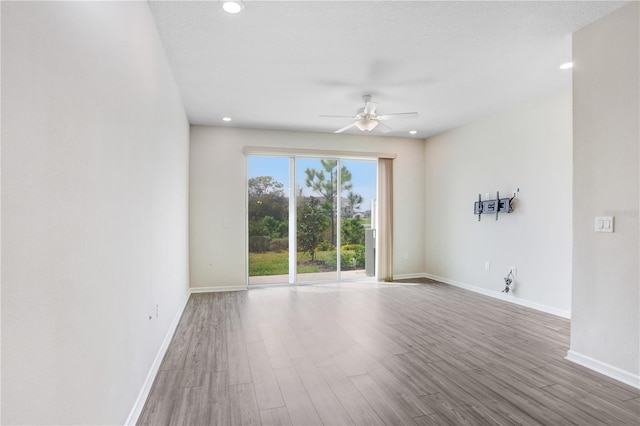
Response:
[222,1,245,14]
[355,118,379,132]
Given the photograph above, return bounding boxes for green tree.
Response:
[248,176,288,240]
[341,218,365,245]
[346,191,363,217]
[304,160,355,245]
[259,215,288,239]
[297,197,328,261]
[248,176,283,198]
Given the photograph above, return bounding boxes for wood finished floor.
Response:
[138,279,640,425]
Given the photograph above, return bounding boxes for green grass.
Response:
[248,251,289,276]
[249,250,360,276]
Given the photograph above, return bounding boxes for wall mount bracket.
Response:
[474,191,514,221]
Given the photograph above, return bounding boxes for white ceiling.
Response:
[148,0,628,138]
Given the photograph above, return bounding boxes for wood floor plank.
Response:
[160,323,193,371]
[465,368,583,425]
[291,357,354,425]
[340,318,408,357]
[622,396,640,413]
[421,392,486,426]
[168,385,208,426]
[273,366,322,426]
[192,295,212,327]
[350,373,417,425]
[293,326,335,367]
[204,371,231,425]
[137,369,182,425]
[210,292,227,328]
[178,296,200,325]
[318,364,386,426]
[259,407,293,426]
[229,383,261,426]
[542,358,640,401]
[332,344,382,377]
[275,323,309,359]
[541,383,633,425]
[138,284,638,425]
[225,292,243,332]
[378,353,439,396]
[367,363,435,418]
[412,413,450,426]
[180,325,210,388]
[206,327,228,373]
[246,339,285,410]
[480,360,555,389]
[425,359,543,425]
[310,320,353,357]
[227,329,252,385]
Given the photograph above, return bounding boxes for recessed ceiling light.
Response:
[560,62,573,70]
[222,1,245,14]
[409,130,418,135]
[222,117,232,122]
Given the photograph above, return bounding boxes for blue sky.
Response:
[248,156,377,211]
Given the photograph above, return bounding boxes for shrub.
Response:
[341,251,356,269]
[317,240,334,252]
[340,244,365,269]
[354,245,365,268]
[249,236,271,253]
[270,238,288,253]
[341,218,365,245]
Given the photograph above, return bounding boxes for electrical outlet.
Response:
[485,261,491,271]
[509,267,517,276]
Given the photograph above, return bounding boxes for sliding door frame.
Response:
[245,147,396,286]
[288,157,296,284]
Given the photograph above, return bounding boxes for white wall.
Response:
[424,89,573,317]
[570,2,639,384]
[1,2,190,424]
[189,126,425,288]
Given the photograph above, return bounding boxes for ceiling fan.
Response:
[320,95,418,134]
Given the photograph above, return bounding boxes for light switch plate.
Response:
[595,216,614,233]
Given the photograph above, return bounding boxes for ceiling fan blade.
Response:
[364,101,378,115]
[377,112,419,120]
[319,114,357,118]
[334,122,358,134]
[377,121,393,133]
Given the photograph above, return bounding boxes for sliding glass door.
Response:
[247,156,290,285]
[248,155,376,285]
[340,159,377,280]
[295,157,339,282]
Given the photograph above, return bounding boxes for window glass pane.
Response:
[296,158,338,282]
[247,156,289,285]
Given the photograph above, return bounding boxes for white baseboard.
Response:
[125,291,190,425]
[566,350,640,389]
[421,273,571,319]
[190,285,247,293]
